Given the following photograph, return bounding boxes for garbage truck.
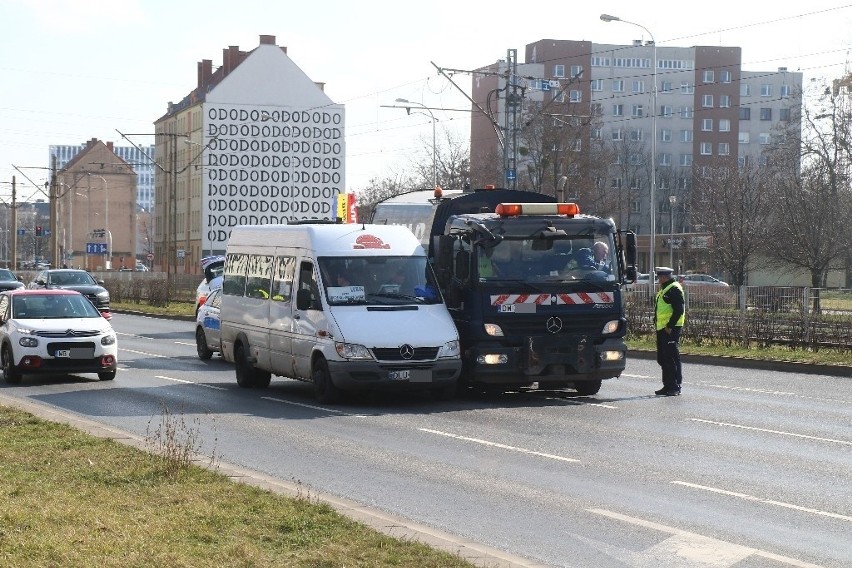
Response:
[371,186,637,395]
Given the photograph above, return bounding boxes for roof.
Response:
[2,289,82,296]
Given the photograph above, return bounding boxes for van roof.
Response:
[227,223,426,257]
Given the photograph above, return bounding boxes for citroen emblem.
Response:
[399,344,414,359]
[546,317,563,334]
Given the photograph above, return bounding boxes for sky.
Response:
[1,0,851,203]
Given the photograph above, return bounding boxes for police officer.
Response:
[654,266,685,396]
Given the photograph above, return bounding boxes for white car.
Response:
[0,289,118,384]
[195,287,222,360]
[196,255,225,313]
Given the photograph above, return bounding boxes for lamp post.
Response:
[395,98,438,191]
[669,195,676,268]
[601,13,657,290]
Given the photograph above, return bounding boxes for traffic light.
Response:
[35,225,43,236]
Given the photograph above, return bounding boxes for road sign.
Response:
[506,168,516,181]
[17,228,25,236]
[86,243,108,254]
[177,249,185,259]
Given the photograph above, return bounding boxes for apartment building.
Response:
[471,38,802,243]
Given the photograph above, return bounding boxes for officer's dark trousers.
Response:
[656,326,683,391]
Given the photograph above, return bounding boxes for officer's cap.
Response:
[654,266,675,276]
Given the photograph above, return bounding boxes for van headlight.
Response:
[602,320,620,334]
[335,342,373,360]
[101,334,116,346]
[439,340,460,358]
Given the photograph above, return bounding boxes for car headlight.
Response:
[19,337,38,347]
[96,290,109,299]
[334,342,373,360]
[484,323,504,337]
[101,334,116,346]
[602,319,620,334]
[439,339,460,358]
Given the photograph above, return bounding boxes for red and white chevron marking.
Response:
[555,292,614,304]
[490,294,552,306]
[490,292,615,306]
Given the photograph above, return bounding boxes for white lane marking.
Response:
[154,375,227,390]
[174,341,195,347]
[672,481,852,523]
[121,348,168,358]
[260,396,364,416]
[419,428,580,463]
[548,397,618,408]
[690,418,852,446]
[622,373,655,379]
[700,382,851,404]
[588,508,824,567]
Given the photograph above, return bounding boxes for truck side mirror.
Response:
[296,288,311,310]
[454,251,470,282]
[624,232,637,267]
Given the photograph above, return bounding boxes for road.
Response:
[1,313,849,568]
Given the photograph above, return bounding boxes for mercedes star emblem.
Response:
[546,317,563,334]
[399,344,414,359]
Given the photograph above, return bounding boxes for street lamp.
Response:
[395,98,438,191]
[669,195,677,268]
[601,13,657,290]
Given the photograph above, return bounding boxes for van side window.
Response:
[298,261,322,310]
[272,256,295,302]
[223,253,248,296]
[246,255,273,299]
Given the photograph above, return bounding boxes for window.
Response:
[680,154,693,167]
[611,177,623,189]
[680,106,694,119]
[739,107,751,120]
[702,94,714,108]
[780,84,791,98]
[661,105,673,118]
[659,153,672,166]
[718,142,730,155]
[739,131,750,144]
[719,118,731,132]
[680,129,693,143]
[569,89,582,102]
[680,81,694,94]
[298,262,321,310]
[720,94,731,108]
[591,102,604,116]
[760,108,772,120]
[701,118,713,131]
[612,79,625,92]
[223,253,248,296]
[741,83,752,96]
[591,79,604,91]
[780,108,791,121]
[632,80,645,93]
[700,142,712,155]
[611,129,624,141]
[271,256,296,302]
[629,154,642,166]
[631,104,644,117]
[570,65,583,78]
[553,91,565,102]
[591,127,602,140]
[703,69,715,83]
[246,255,274,299]
[660,80,673,93]
[631,200,641,213]
[554,64,565,77]
[660,129,672,142]
[630,129,644,141]
[759,133,771,145]
[760,84,772,96]
[721,70,732,83]
[612,104,624,116]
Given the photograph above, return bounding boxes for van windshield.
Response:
[318,256,442,306]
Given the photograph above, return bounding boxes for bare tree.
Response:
[406,126,471,191]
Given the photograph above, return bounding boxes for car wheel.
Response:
[574,380,602,396]
[2,344,22,384]
[196,327,213,360]
[98,370,116,381]
[312,357,340,404]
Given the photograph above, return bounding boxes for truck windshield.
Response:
[318,256,442,306]
[477,234,617,284]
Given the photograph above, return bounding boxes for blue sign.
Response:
[86,243,108,254]
[506,168,516,181]
[17,228,25,236]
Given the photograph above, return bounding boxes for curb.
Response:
[628,349,852,378]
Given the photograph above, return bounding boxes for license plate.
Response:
[389,370,410,381]
[56,349,71,358]
[388,369,431,382]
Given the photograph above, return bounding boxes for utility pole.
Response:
[504,49,519,190]
[10,177,17,270]
[49,155,59,267]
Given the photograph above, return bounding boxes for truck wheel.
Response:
[312,358,340,404]
[2,345,22,384]
[196,327,213,360]
[574,380,602,396]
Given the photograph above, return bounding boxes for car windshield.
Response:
[477,233,617,284]
[48,271,96,286]
[0,270,16,282]
[318,256,441,306]
[13,294,102,319]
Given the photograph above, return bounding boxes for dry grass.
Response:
[0,405,475,568]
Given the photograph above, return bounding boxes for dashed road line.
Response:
[420,428,580,463]
[154,375,227,390]
[690,418,851,446]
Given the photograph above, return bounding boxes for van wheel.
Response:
[235,344,256,388]
[2,345,22,384]
[312,358,340,404]
[196,327,213,360]
[574,380,602,396]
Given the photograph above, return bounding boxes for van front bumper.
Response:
[326,358,461,392]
